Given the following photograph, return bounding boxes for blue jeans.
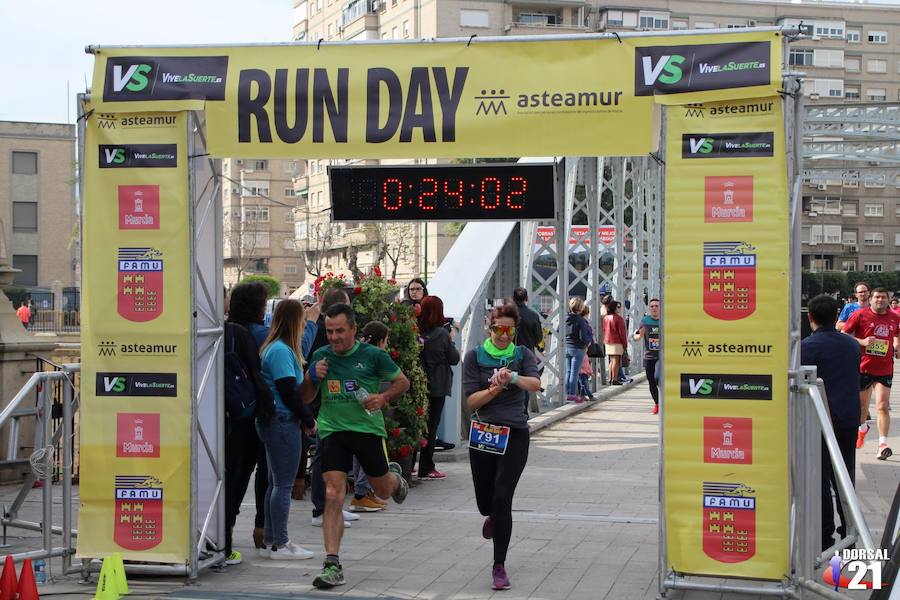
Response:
[255,413,302,547]
[352,457,371,497]
[565,346,585,396]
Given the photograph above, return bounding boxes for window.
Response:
[327,23,333,38]
[295,221,308,240]
[241,180,270,197]
[789,49,813,66]
[284,188,296,197]
[695,21,716,29]
[864,262,883,273]
[864,204,884,217]
[639,12,669,30]
[284,264,298,274]
[809,196,842,215]
[241,232,270,249]
[896,233,900,246]
[12,202,37,233]
[842,230,857,245]
[814,49,844,68]
[254,160,268,170]
[12,255,37,287]
[843,202,858,216]
[284,211,295,223]
[605,10,637,27]
[812,225,842,244]
[867,59,887,73]
[844,171,859,188]
[847,29,860,43]
[896,262,900,272]
[815,22,844,39]
[392,26,398,39]
[11,152,37,175]
[403,20,409,37]
[867,88,886,102]
[896,205,900,217]
[842,260,857,272]
[845,86,860,100]
[672,19,688,30]
[868,30,888,43]
[844,57,860,72]
[864,232,884,245]
[807,79,844,98]
[242,206,270,222]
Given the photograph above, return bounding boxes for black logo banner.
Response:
[635,41,770,96]
[96,373,178,397]
[680,374,773,400]
[682,132,774,159]
[98,144,178,168]
[103,56,228,102]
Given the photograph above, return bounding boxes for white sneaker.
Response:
[311,515,351,528]
[258,546,270,558]
[268,541,314,560]
[343,509,360,522]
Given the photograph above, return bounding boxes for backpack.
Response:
[224,323,257,422]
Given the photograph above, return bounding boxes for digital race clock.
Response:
[328,163,557,222]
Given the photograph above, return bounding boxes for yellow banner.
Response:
[77,110,192,562]
[88,31,781,158]
[662,97,789,580]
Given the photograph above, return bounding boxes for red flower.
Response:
[390,428,401,437]
[399,445,412,458]
[389,315,398,322]
[374,265,382,277]
[419,439,428,448]
[388,278,397,285]
[416,406,424,416]
[390,350,400,360]
[354,286,362,294]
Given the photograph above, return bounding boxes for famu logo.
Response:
[103,56,228,102]
[680,374,772,400]
[96,373,178,397]
[98,144,177,169]
[682,132,774,159]
[635,41,771,96]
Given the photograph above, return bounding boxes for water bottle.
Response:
[34,559,46,585]
[354,389,377,416]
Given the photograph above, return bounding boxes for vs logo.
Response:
[104,147,126,165]
[103,376,127,394]
[641,54,685,86]
[687,378,714,395]
[112,63,153,93]
[688,137,714,155]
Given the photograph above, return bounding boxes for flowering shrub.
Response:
[315,269,428,462]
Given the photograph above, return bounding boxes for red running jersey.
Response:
[844,308,900,376]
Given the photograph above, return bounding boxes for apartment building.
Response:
[0,121,78,293]
[295,0,900,277]
[222,158,306,296]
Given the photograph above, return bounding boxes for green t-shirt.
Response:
[311,341,402,438]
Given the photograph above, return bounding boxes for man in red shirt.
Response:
[843,288,900,460]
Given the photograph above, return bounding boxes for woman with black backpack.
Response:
[416,296,460,480]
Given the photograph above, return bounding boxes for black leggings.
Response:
[645,359,659,405]
[469,426,529,566]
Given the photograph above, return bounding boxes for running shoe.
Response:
[418,469,446,480]
[311,515,351,527]
[343,509,360,521]
[349,494,385,512]
[856,424,870,449]
[492,564,511,590]
[388,462,409,504]
[652,404,659,415]
[225,550,242,565]
[367,491,387,506]
[482,516,493,540]
[877,444,892,461]
[565,395,579,402]
[434,438,455,451]
[268,541,314,560]
[313,561,345,589]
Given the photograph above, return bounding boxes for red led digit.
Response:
[418,177,437,211]
[480,176,501,209]
[507,176,527,209]
[444,179,464,208]
[383,177,402,211]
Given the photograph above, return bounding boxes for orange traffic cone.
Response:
[16,558,39,600]
[0,556,15,600]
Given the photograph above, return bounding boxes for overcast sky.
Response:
[0,0,292,124]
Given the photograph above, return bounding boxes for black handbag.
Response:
[586,342,604,358]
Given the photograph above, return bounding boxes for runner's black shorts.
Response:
[860,373,893,390]
[320,431,389,477]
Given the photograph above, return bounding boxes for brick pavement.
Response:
[3,375,898,599]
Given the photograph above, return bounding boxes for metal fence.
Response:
[25,310,80,334]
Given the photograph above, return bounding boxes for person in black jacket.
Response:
[564,297,593,402]
[223,289,275,565]
[512,288,542,353]
[417,295,460,479]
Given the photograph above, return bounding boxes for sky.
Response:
[0,0,292,124]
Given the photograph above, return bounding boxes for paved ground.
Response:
[2,376,898,599]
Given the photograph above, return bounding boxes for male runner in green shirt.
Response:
[302,303,410,589]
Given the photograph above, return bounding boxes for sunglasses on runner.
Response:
[490,325,516,337]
